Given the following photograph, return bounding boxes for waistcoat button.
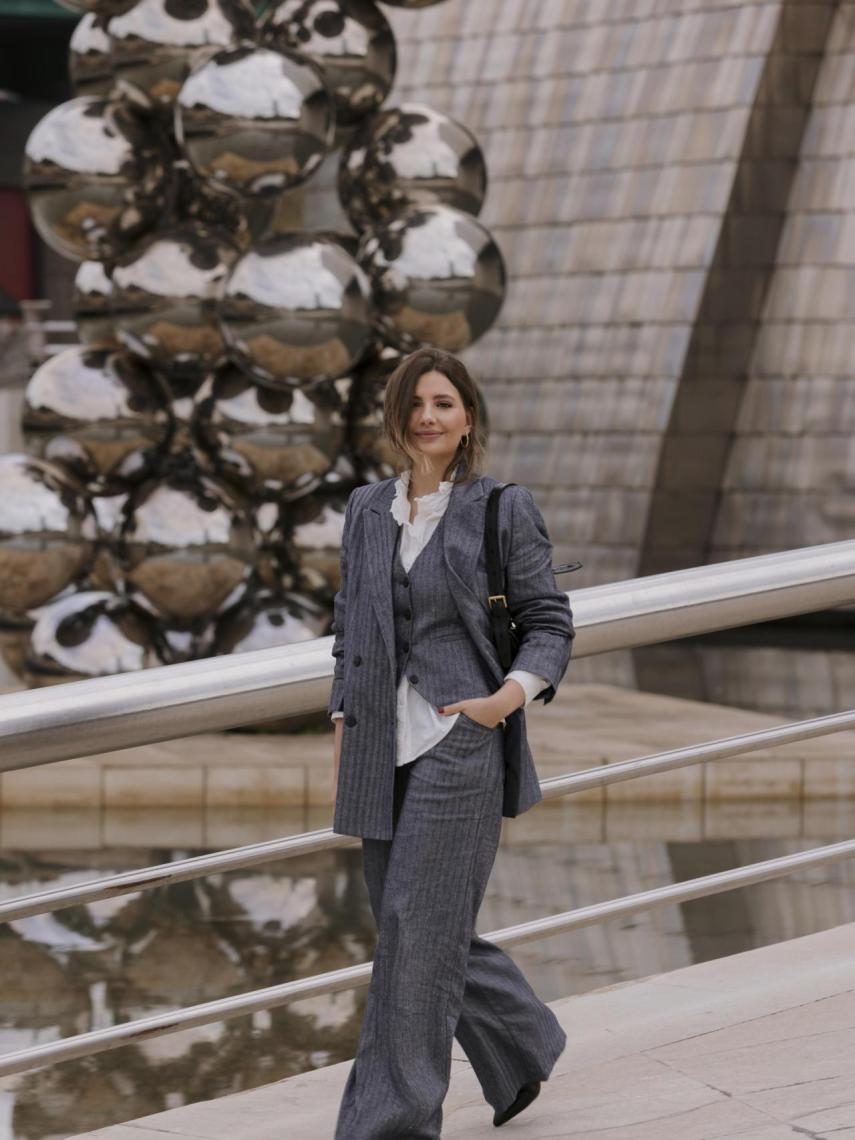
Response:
[402,641,410,652]
[402,575,409,587]
[409,674,418,684]
[353,654,362,666]
[403,609,411,620]
[345,714,357,727]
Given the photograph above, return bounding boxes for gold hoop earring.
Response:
[460,432,470,448]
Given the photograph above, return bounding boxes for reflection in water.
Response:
[4,800,855,1138]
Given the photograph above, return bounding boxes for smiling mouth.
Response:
[416,432,443,437]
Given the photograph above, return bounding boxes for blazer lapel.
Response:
[363,479,398,670]
[362,473,504,686]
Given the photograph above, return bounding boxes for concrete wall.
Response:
[711,2,855,559]
[305,0,853,591]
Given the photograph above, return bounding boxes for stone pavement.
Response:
[74,921,855,1139]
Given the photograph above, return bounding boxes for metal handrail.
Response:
[2,537,855,773]
[2,540,855,1078]
[3,834,855,1077]
[3,705,855,924]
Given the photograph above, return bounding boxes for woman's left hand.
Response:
[437,697,502,729]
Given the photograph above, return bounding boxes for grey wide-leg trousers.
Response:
[333,712,567,1139]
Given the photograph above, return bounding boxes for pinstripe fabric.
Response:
[329,473,575,841]
[391,511,496,707]
[333,715,567,1138]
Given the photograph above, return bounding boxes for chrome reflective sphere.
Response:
[175,44,334,198]
[170,159,253,250]
[263,0,396,127]
[119,462,257,625]
[111,222,240,378]
[285,489,349,594]
[193,364,348,496]
[358,204,506,351]
[157,623,216,663]
[0,454,97,617]
[0,611,34,681]
[72,260,119,347]
[214,588,328,655]
[56,0,138,15]
[219,232,373,385]
[23,97,168,263]
[69,12,114,98]
[89,493,130,592]
[108,0,256,113]
[22,347,172,492]
[346,343,402,472]
[339,103,487,230]
[24,590,161,685]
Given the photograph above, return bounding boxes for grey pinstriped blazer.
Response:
[328,472,575,840]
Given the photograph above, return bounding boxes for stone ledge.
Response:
[4,682,855,810]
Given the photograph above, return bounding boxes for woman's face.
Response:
[406,369,471,467]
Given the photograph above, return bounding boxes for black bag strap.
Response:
[485,483,583,611]
[485,483,515,615]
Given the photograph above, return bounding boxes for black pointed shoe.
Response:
[493,1080,541,1127]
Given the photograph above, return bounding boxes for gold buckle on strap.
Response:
[488,594,507,608]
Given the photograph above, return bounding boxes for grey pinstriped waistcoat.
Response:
[392,512,494,708]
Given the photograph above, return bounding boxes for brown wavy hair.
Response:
[383,348,486,484]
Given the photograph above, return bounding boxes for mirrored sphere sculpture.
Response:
[0,612,34,680]
[0,454,96,617]
[89,492,129,592]
[111,222,240,377]
[358,203,506,351]
[346,343,403,473]
[108,0,256,113]
[263,0,396,127]
[282,489,349,594]
[119,464,257,625]
[219,232,373,385]
[175,45,335,198]
[193,364,348,496]
[339,103,487,230]
[22,347,172,492]
[214,588,328,655]
[69,12,114,98]
[170,159,254,250]
[23,97,168,263]
[24,591,161,685]
[158,623,216,663]
[72,260,119,346]
[55,0,137,15]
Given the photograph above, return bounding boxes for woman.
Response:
[328,347,575,1138]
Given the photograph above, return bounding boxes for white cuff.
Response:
[504,670,551,708]
[330,711,344,721]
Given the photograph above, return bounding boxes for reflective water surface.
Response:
[3,794,855,1139]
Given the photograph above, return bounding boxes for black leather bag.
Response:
[484,483,582,816]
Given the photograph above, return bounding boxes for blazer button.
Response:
[353,654,362,666]
[409,674,418,685]
[345,714,357,727]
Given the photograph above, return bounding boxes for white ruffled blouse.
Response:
[331,469,550,767]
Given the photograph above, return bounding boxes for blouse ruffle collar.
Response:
[390,467,455,528]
